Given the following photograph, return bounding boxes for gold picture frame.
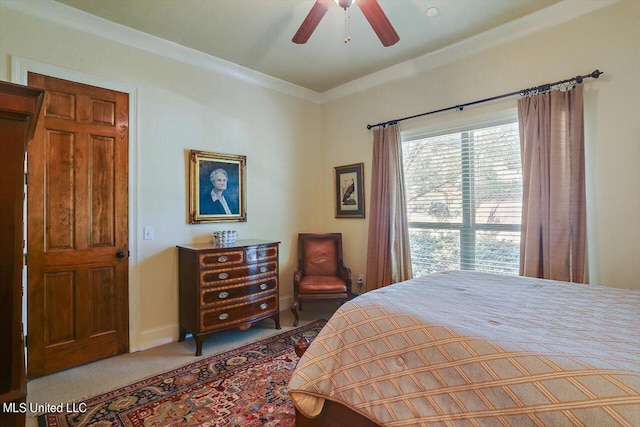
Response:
[334,163,365,218]
[189,150,247,223]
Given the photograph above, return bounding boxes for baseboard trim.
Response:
[136,295,294,351]
[137,324,178,352]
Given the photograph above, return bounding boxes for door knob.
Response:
[116,250,126,259]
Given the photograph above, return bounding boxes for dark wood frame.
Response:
[334,163,365,218]
[189,149,247,223]
[295,401,380,427]
[0,81,44,427]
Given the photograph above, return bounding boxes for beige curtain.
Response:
[365,124,413,289]
[518,84,588,283]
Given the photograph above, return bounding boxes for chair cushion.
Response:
[299,275,347,293]
[302,239,339,276]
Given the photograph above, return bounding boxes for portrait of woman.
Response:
[189,150,246,223]
[199,166,239,215]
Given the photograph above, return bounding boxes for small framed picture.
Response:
[334,163,365,218]
[189,150,247,223]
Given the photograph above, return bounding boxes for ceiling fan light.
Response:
[295,0,397,47]
[335,0,355,9]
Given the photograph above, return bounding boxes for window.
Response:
[402,120,522,276]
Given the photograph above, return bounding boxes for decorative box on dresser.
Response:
[177,240,281,356]
[0,81,44,427]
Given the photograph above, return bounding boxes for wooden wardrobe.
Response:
[0,81,44,426]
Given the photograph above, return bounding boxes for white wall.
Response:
[0,3,323,350]
[320,0,640,290]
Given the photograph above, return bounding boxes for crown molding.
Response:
[3,0,621,105]
[318,0,621,104]
[2,0,320,103]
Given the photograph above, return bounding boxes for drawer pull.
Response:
[258,250,267,258]
[259,266,268,273]
[217,256,228,263]
[218,273,229,280]
[259,283,268,290]
[218,313,229,321]
[218,291,229,299]
[259,303,268,310]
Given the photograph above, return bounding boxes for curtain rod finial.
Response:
[591,69,603,79]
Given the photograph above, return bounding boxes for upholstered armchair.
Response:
[291,233,354,326]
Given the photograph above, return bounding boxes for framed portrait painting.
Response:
[334,163,365,218]
[189,150,247,223]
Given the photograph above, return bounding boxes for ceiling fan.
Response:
[292,0,399,47]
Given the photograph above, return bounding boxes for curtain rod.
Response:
[366,69,603,130]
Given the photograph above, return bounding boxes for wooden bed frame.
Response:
[295,400,380,427]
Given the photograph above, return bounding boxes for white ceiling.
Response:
[51,0,567,94]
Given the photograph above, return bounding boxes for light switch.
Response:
[143,226,154,240]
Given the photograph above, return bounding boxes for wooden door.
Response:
[26,73,129,378]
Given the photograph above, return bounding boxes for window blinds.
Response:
[402,121,522,276]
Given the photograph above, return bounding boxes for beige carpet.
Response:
[26,303,337,427]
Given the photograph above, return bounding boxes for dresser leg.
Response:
[195,336,204,356]
[273,312,281,329]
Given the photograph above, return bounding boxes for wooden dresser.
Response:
[0,81,44,427]
[177,240,281,356]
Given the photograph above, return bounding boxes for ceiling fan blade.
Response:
[292,0,333,44]
[358,0,399,47]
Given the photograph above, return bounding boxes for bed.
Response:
[287,271,640,426]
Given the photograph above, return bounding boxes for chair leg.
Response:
[290,300,300,327]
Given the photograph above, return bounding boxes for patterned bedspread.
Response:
[287,271,640,426]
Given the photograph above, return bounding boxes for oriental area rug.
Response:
[38,320,326,427]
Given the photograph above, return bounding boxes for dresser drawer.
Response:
[199,249,245,268]
[200,277,278,307]
[200,295,278,332]
[199,261,278,286]
[245,244,278,263]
